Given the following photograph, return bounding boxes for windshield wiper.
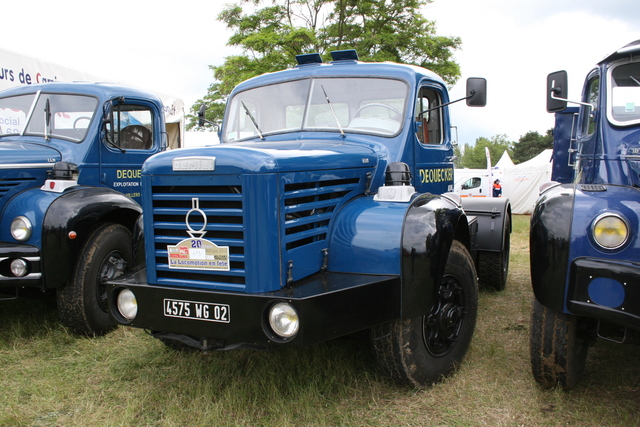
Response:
[321,85,345,138]
[631,76,640,86]
[44,98,51,141]
[241,101,264,140]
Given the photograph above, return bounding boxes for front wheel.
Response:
[372,240,479,387]
[57,223,132,336]
[529,299,591,389]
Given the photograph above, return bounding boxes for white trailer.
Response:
[0,48,185,149]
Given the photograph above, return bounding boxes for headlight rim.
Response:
[10,259,29,277]
[592,212,630,250]
[116,288,138,321]
[267,301,299,340]
[10,216,33,242]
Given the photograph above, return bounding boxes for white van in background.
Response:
[454,170,492,197]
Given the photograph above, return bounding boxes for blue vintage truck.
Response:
[107,51,511,387]
[530,40,640,388]
[0,82,173,336]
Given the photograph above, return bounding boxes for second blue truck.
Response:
[107,51,511,387]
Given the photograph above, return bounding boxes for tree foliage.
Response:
[511,129,553,164]
[190,0,462,129]
[455,134,513,169]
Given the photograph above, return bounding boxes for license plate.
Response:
[163,298,230,323]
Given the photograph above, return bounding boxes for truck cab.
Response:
[0,82,170,335]
[107,51,511,387]
[530,40,640,388]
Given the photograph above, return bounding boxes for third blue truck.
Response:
[530,40,640,388]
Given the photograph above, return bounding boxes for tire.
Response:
[372,240,479,387]
[529,299,590,389]
[478,213,511,291]
[57,223,132,336]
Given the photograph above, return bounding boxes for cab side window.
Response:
[415,87,442,144]
[106,104,154,150]
[583,77,599,136]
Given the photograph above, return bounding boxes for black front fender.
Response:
[42,187,141,289]
[401,193,466,318]
[530,184,575,311]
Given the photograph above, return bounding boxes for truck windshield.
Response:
[0,92,98,142]
[223,77,407,142]
[608,60,640,127]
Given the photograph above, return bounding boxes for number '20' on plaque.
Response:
[167,238,230,271]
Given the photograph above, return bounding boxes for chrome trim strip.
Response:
[0,163,55,169]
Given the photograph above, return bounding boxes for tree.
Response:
[190,0,462,129]
[456,134,513,169]
[511,129,553,164]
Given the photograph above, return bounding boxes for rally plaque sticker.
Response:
[167,237,230,271]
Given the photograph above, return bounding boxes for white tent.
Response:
[495,150,515,169]
[501,149,552,214]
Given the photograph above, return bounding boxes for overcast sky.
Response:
[1,0,639,146]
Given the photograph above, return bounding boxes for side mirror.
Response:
[160,131,168,150]
[198,104,207,127]
[101,100,115,145]
[466,78,487,107]
[102,100,113,125]
[547,71,568,112]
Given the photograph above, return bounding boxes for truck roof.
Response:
[231,58,446,94]
[599,39,640,65]
[0,81,163,104]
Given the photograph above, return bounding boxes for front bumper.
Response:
[0,242,42,287]
[568,257,640,331]
[107,269,401,349]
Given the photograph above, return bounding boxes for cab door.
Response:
[413,84,454,195]
[99,101,163,204]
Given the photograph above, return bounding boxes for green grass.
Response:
[1,214,639,426]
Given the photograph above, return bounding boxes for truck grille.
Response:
[284,178,358,250]
[0,177,38,199]
[149,170,365,293]
[151,183,246,290]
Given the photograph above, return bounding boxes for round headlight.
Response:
[10,259,28,277]
[117,288,138,321]
[592,214,629,250]
[10,216,32,241]
[268,302,299,339]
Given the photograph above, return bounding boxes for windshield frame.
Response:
[222,76,409,143]
[0,91,99,143]
[606,58,640,127]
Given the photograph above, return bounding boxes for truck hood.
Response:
[144,139,379,175]
[0,139,61,166]
[0,139,60,211]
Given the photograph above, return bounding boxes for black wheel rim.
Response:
[96,251,127,312]
[423,276,466,357]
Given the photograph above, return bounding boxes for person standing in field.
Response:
[493,179,502,197]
